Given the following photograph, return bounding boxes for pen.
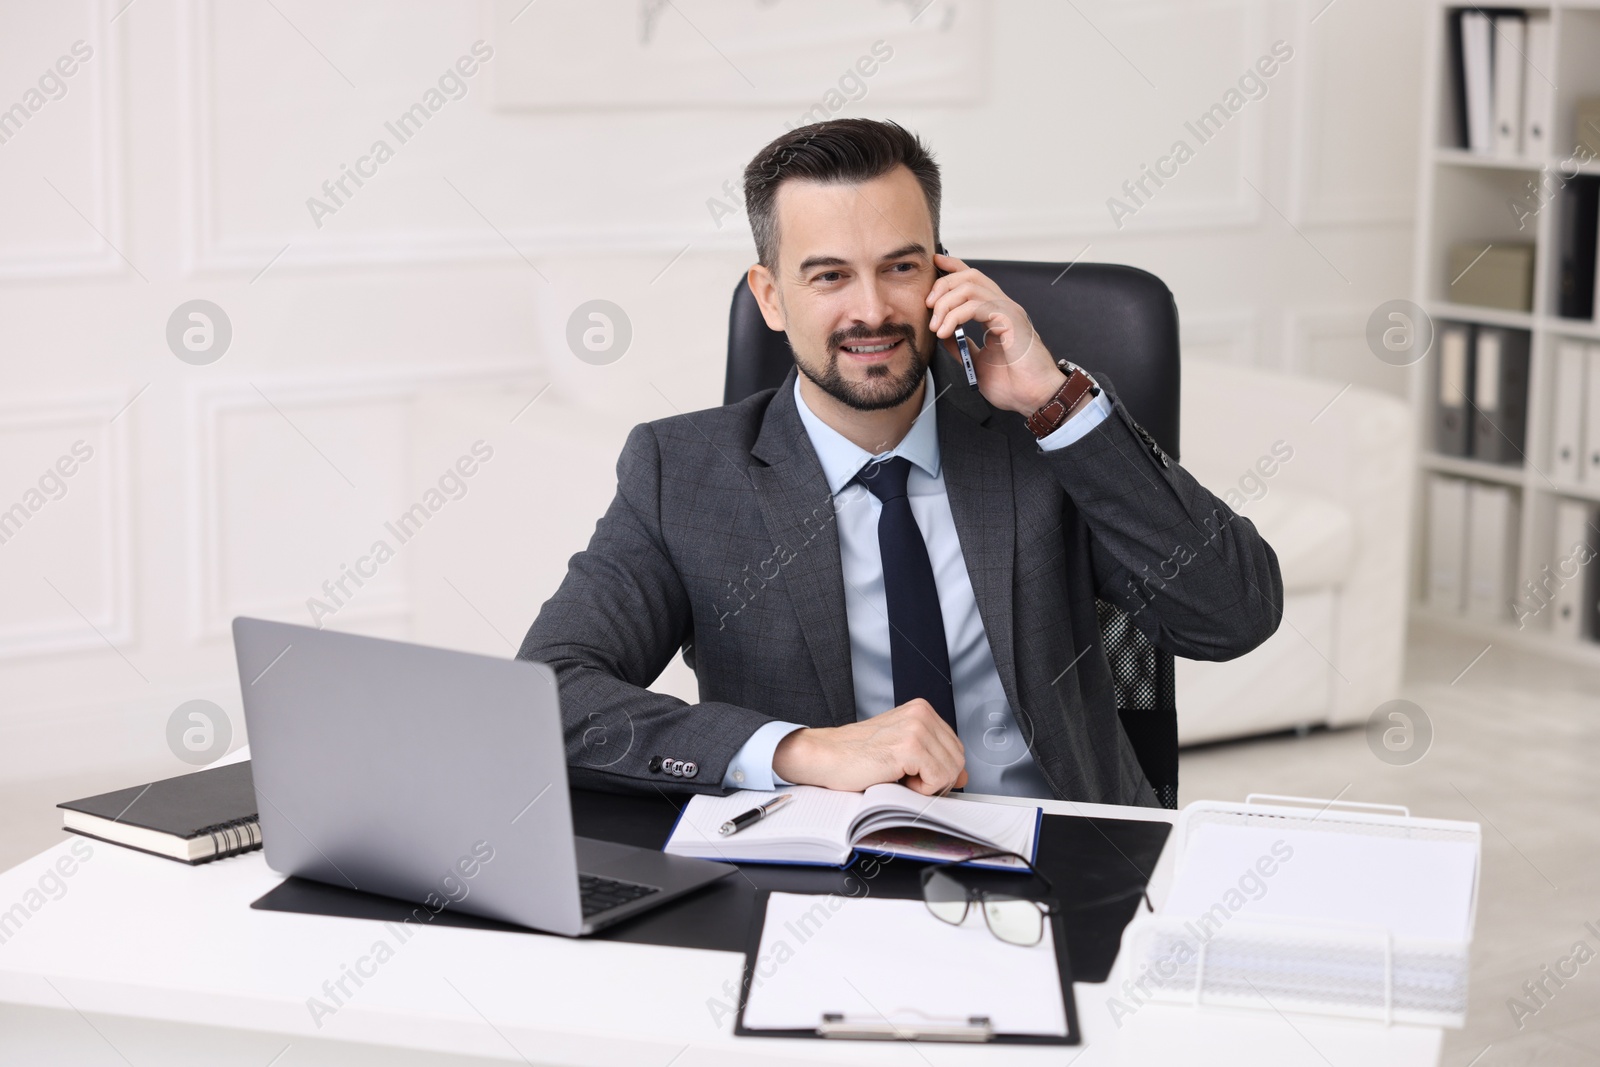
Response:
[952,324,979,389]
[719,793,793,836]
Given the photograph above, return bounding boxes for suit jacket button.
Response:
[682,762,697,778]
[648,756,663,773]
[673,759,688,776]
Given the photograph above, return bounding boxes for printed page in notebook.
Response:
[741,892,1068,1036]
[662,787,862,864]
[852,783,1038,864]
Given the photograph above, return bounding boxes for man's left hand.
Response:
[927,251,1065,417]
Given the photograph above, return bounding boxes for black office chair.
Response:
[724,261,1182,808]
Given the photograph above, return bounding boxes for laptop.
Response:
[232,617,735,936]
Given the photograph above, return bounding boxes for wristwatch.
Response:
[1025,359,1101,439]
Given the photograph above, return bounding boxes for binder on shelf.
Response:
[1585,343,1600,484]
[1557,176,1599,321]
[1458,10,1494,154]
[1465,481,1520,624]
[1551,499,1593,641]
[1434,321,1474,457]
[1589,543,1600,646]
[1427,475,1470,614]
[1120,796,1480,1028]
[1521,13,1553,160]
[1551,339,1586,483]
[1469,327,1530,466]
[1490,11,1525,158]
[1447,10,1468,149]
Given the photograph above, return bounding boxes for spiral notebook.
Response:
[57,761,261,865]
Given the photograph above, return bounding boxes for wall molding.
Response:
[186,359,539,640]
[1181,309,1262,369]
[179,0,1276,274]
[1286,2,1416,229]
[0,0,128,282]
[1283,305,1372,380]
[0,391,135,660]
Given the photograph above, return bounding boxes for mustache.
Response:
[828,321,916,354]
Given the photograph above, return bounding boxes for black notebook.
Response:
[57,761,261,865]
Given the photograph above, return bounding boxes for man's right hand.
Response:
[770,698,968,795]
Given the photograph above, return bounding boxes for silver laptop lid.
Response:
[233,617,584,936]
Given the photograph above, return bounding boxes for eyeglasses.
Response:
[919,848,1059,946]
[919,848,1153,947]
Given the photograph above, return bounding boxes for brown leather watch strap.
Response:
[1025,362,1099,438]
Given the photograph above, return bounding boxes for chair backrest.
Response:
[724,261,1181,808]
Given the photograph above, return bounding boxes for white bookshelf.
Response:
[1410,2,1600,666]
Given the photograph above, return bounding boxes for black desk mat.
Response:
[250,787,1169,983]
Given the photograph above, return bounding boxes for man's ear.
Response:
[746,264,786,333]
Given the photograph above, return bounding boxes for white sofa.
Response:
[1173,362,1414,745]
[408,360,1415,749]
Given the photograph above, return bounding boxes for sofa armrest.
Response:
[1180,361,1416,725]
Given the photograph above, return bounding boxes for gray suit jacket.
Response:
[518,353,1283,806]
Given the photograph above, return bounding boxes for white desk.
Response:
[0,765,1443,1066]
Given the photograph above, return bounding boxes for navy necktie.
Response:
[854,456,958,735]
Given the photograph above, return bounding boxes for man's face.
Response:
[758,165,938,412]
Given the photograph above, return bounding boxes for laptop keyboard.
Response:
[578,873,661,918]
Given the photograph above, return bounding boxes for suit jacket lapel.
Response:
[930,355,1022,720]
[749,368,857,726]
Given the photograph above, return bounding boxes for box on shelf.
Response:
[1575,97,1600,160]
[1447,242,1534,312]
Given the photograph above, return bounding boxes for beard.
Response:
[795,320,933,412]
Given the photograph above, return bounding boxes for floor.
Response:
[1,623,1596,1065]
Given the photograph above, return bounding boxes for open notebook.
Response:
[664,784,1041,868]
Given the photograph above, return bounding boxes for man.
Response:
[519,118,1282,806]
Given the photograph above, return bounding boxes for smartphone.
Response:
[935,242,980,389]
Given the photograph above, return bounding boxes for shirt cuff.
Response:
[1036,390,1112,451]
[720,720,806,791]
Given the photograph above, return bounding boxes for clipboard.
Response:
[732,890,1080,1044]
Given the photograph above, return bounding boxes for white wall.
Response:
[0,0,1424,783]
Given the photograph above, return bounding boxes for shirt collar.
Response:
[792,368,942,496]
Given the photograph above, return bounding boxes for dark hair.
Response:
[742,118,941,270]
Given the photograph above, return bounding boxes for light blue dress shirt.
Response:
[721,368,1112,798]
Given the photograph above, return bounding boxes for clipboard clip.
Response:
[818,1011,994,1042]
